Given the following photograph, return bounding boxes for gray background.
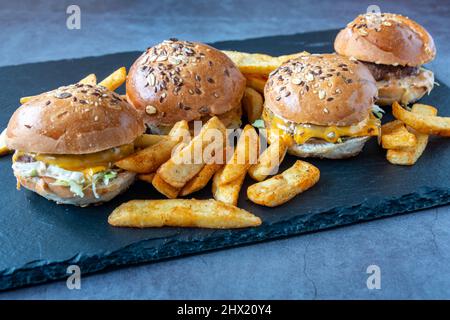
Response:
[1,0,450,299]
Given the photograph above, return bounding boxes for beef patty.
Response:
[362,62,419,81]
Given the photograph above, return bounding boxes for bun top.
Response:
[126,39,246,127]
[334,13,436,67]
[6,84,145,154]
[264,54,377,126]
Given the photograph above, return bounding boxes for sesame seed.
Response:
[323,108,329,114]
[318,90,326,100]
[145,105,157,115]
[358,28,368,36]
[327,131,336,139]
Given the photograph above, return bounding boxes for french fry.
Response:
[248,137,288,181]
[169,120,191,153]
[115,121,188,173]
[381,121,417,149]
[222,51,276,75]
[108,199,262,229]
[0,129,12,156]
[212,167,246,206]
[157,117,226,188]
[179,163,223,196]
[138,173,156,184]
[222,50,309,76]
[134,134,169,148]
[152,173,180,199]
[20,73,98,104]
[392,101,449,136]
[244,74,267,94]
[19,96,35,104]
[219,124,259,185]
[276,52,310,64]
[242,87,264,123]
[387,104,438,165]
[78,73,97,86]
[99,67,126,91]
[247,160,320,207]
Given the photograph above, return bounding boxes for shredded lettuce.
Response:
[101,171,118,186]
[14,159,119,198]
[252,119,265,129]
[372,105,385,119]
[52,179,84,197]
[90,170,118,198]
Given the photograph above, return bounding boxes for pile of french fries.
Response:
[113,114,320,228]
[381,101,450,165]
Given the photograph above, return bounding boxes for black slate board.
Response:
[0,30,449,291]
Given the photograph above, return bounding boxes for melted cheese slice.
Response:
[264,109,380,145]
[15,144,134,172]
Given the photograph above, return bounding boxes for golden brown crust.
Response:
[264,54,377,126]
[126,39,246,127]
[334,13,436,67]
[6,84,145,154]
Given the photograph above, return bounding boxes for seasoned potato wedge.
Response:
[219,124,259,185]
[244,74,267,94]
[116,121,188,173]
[179,163,223,196]
[158,116,226,188]
[242,87,264,123]
[212,167,246,206]
[248,137,288,181]
[387,103,438,165]
[108,199,262,229]
[78,73,97,86]
[152,173,180,199]
[98,67,126,91]
[381,121,417,149]
[134,134,168,148]
[247,160,320,207]
[392,102,449,136]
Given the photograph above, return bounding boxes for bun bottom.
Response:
[288,136,370,159]
[376,68,434,106]
[18,171,135,206]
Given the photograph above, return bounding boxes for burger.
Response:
[334,13,436,106]
[126,39,246,134]
[5,84,145,206]
[263,53,380,159]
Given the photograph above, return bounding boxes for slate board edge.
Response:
[1,186,448,291]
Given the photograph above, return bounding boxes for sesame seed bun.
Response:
[334,13,436,67]
[264,54,377,127]
[126,39,246,128]
[6,84,145,154]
